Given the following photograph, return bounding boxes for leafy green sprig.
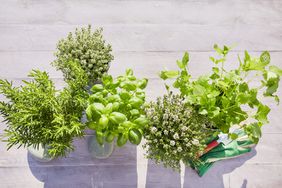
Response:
[160,45,282,143]
[143,93,216,171]
[0,62,88,157]
[52,25,114,84]
[86,69,148,146]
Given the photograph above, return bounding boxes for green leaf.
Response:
[112,102,120,111]
[128,97,143,108]
[237,93,251,104]
[245,123,262,143]
[106,95,121,103]
[130,109,140,116]
[103,103,113,114]
[98,115,109,129]
[86,105,93,120]
[133,116,149,126]
[137,78,148,89]
[120,81,137,91]
[91,84,103,92]
[96,131,104,145]
[109,112,127,124]
[126,69,133,76]
[193,84,206,96]
[120,91,131,100]
[117,133,128,147]
[159,70,179,80]
[102,75,113,85]
[199,109,208,115]
[260,51,270,66]
[128,128,142,145]
[269,65,282,76]
[229,133,238,140]
[213,44,222,54]
[255,104,270,124]
[182,52,189,66]
[263,71,280,96]
[87,122,97,130]
[92,103,105,115]
[177,60,185,69]
[105,132,115,143]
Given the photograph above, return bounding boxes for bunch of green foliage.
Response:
[143,93,216,171]
[52,25,114,84]
[0,62,88,157]
[86,69,148,146]
[160,45,282,143]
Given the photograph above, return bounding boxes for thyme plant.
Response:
[53,25,114,84]
[143,93,216,171]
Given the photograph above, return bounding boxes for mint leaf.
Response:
[260,51,270,65]
[182,52,189,66]
[160,70,179,80]
[269,65,282,76]
[255,104,270,124]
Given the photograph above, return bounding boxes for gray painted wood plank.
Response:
[0,0,281,187]
[0,134,281,167]
[229,164,282,188]
[0,0,281,25]
[0,24,282,52]
[0,51,282,80]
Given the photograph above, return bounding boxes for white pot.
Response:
[27,144,53,162]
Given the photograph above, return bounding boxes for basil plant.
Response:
[86,69,148,146]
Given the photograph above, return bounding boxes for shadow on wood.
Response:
[145,148,256,188]
[183,148,257,188]
[27,136,138,188]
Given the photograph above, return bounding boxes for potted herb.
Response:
[0,62,88,161]
[143,93,216,171]
[86,69,148,158]
[144,45,282,171]
[52,25,114,86]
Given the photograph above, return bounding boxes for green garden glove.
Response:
[188,129,255,176]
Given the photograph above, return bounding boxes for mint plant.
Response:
[52,25,114,84]
[86,69,148,146]
[0,62,88,157]
[160,45,282,143]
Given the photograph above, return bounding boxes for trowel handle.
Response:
[204,140,219,154]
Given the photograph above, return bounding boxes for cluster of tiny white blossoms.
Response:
[143,93,214,171]
[53,25,114,83]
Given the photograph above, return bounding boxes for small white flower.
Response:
[192,139,199,145]
[186,143,191,147]
[150,127,157,133]
[173,133,179,140]
[170,140,175,146]
[164,130,169,135]
[177,147,183,152]
[181,126,188,131]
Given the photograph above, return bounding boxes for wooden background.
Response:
[0,0,282,187]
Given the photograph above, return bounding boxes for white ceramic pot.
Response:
[27,144,53,162]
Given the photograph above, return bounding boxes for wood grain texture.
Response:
[0,0,282,187]
[0,24,282,52]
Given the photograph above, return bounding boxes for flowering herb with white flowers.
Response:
[53,25,114,84]
[86,69,148,147]
[143,93,216,171]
